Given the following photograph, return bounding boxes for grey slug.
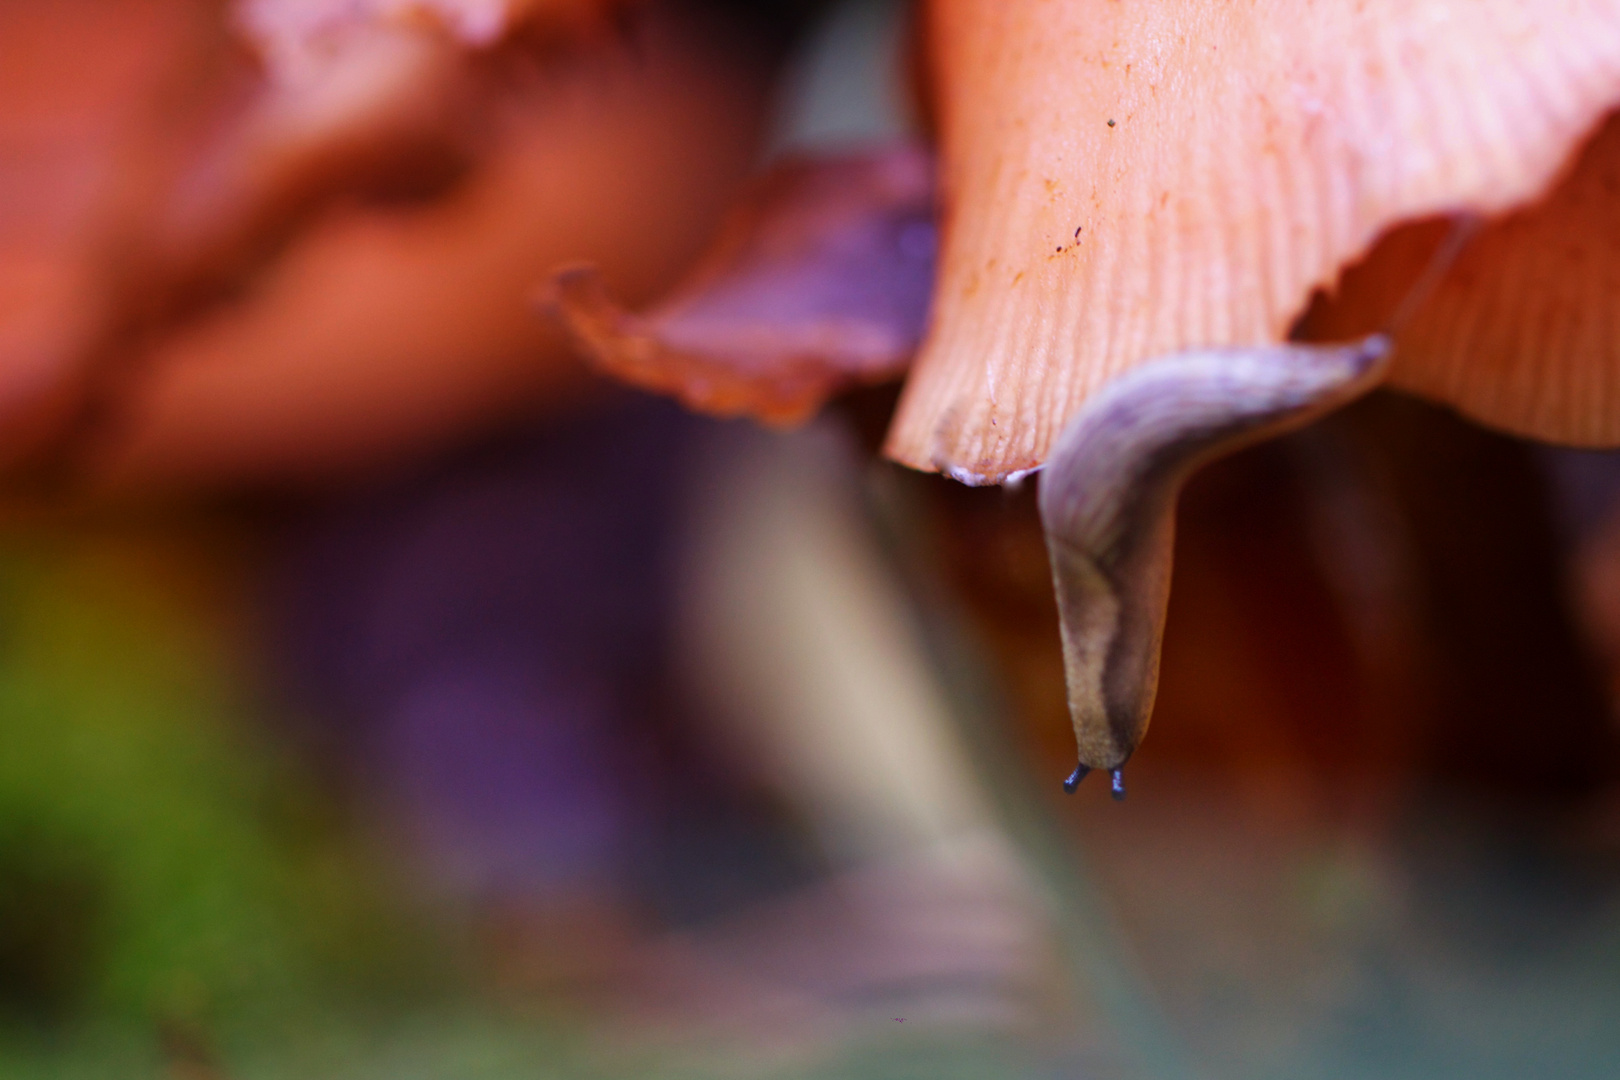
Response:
[1038,336,1392,792]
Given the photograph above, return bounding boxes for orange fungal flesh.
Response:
[885,0,1620,481]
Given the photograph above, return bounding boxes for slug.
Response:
[1038,335,1392,791]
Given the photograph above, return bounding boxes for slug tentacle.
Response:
[1038,336,1392,779]
[1063,763,1090,793]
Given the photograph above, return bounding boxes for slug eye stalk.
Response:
[1038,336,1391,787]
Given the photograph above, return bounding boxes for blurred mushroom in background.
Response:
[0,0,219,468]
[0,0,778,496]
[90,1,785,494]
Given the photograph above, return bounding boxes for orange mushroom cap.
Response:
[884,0,1620,482]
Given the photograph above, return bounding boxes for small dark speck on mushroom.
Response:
[1075,226,1082,238]
[1107,118,1116,127]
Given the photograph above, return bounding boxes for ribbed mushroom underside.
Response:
[885,0,1620,481]
[1381,113,1620,446]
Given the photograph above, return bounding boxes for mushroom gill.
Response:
[1304,109,1620,446]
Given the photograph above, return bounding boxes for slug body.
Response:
[1038,336,1391,772]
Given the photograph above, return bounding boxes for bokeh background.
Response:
[3,1,1620,1077]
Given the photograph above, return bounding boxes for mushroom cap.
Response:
[884,0,1620,482]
